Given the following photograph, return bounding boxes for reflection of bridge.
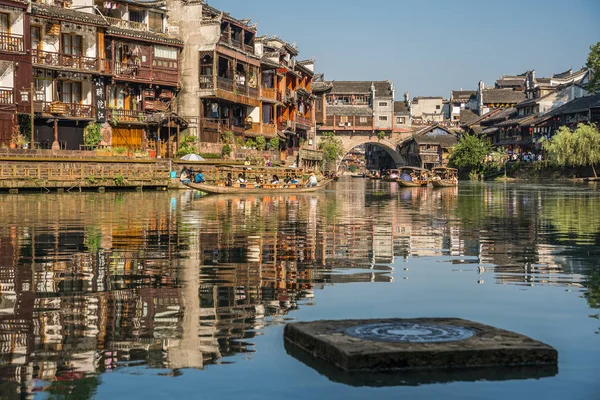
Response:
[317,130,414,167]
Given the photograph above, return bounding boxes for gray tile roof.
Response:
[394,101,409,113]
[482,88,526,104]
[326,81,393,96]
[31,3,109,26]
[459,109,479,124]
[412,131,457,148]
[106,26,183,46]
[326,105,373,117]
[483,107,518,124]
[451,90,476,101]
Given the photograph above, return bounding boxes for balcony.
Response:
[106,16,148,32]
[109,109,147,123]
[32,50,101,72]
[296,115,313,129]
[37,101,95,119]
[0,32,24,53]
[261,86,277,101]
[0,88,14,104]
[113,62,178,85]
[199,76,260,107]
[218,30,254,55]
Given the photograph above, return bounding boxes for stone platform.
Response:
[284,318,557,373]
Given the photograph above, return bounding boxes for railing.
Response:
[248,86,259,98]
[200,75,214,89]
[217,77,234,92]
[231,37,242,48]
[296,115,313,128]
[153,66,178,84]
[143,100,169,112]
[37,101,95,118]
[243,44,254,54]
[106,16,148,32]
[200,118,231,131]
[32,49,101,71]
[113,61,152,80]
[109,109,147,123]
[263,123,276,136]
[261,86,277,100]
[246,122,261,134]
[0,87,14,104]
[0,32,24,53]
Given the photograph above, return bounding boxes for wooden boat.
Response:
[185,180,330,194]
[396,167,429,187]
[350,173,366,178]
[431,167,458,187]
[183,165,331,195]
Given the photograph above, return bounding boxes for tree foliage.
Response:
[83,122,103,146]
[318,132,345,163]
[255,136,267,151]
[176,135,198,157]
[269,137,280,150]
[543,123,600,177]
[586,41,600,94]
[448,133,491,171]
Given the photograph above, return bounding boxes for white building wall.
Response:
[0,62,14,88]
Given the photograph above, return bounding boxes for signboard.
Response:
[94,77,106,123]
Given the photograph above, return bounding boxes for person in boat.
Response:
[306,172,318,187]
[195,170,205,183]
[180,170,190,184]
[271,175,280,184]
[237,173,247,188]
[290,175,299,184]
[389,170,399,179]
[400,171,412,182]
[226,173,233,187]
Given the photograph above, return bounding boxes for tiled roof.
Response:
[394,101,409,113]
[31,3,109,26]
[327,81,393,96]
[413,132,457,148]
[482,88,526,104]
[106,26,183,46]
[311,81,333,93]
[495,115,537,128]
[483,107,518,124]
[459,109,479,124]
[451,90,476,101]
[544,93,600,116]
[326,105,373,117]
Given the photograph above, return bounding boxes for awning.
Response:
[277,130,287,139]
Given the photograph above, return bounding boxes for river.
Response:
[0,178,598,399]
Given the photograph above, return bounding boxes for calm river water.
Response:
[0,179,599,399]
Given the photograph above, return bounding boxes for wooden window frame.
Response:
[62,33,82,56]
[31,26,42,50]
[0,13,10,34]
[60,81,82,104]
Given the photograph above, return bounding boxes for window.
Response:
[31,26,41,50]
[378,115,388,121]
[59,82,82,104]
[129,9,145,24]
[435,105,441,110]
[149,12,163,33]
[154,45,177,60]
[378,101,388,107]
[62,34,82,56]
[339,116,348,123]
[0,14,8,33]
[396,116,405,124]
[316,99,322,111]
[360,117,367,123]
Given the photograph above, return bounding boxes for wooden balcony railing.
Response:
[246,122,261,134]
[153,66,178,84]
[109,109,147,123]
[37,101,95,118]
[248,86,259,98]
[114,61,152,80]
[261,86,277,100]
[200,75,214,89]
[0,32,24,53]
[32,49,101,71]
[263,123,276,136]
[106,16,149,32]
[217,77,234,92]
[296,115,313,128]
[0,87,14,104]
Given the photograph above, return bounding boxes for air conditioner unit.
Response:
[346,122,352,127]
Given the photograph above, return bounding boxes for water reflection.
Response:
[0,180,598,397]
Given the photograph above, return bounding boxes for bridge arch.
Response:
[342,136,409,168]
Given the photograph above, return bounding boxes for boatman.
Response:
[306,172,318,187]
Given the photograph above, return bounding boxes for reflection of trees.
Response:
[543,195,600,245]
[47,376,101,400]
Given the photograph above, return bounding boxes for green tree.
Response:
[269,137,280,150]
[221,130,235,144]
[176,135,198,157]
[83,122,102,146]
[586,41,600,94]
[543,123,600,177]
[377,131,386,141]
[348,164,358,173]
[318,132,345,164]
[245,138,256,149]
[448,133,491,172]
[255,136,267,151]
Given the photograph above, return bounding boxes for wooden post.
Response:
[30,82,34,150]
[51,119,59,150]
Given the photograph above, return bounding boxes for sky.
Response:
[208,0,600,98]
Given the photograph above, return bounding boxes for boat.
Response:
[183,165,331,195]
[431,167,458,187]
[382,169,400,182]
[396,167,430,187]
[350,173,366,178]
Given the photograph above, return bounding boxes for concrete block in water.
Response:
[284,318,557,373]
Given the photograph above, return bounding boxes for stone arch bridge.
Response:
[318,130,414,167]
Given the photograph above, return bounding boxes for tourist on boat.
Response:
[226,173,233,187]
[180,170,190,184]
[237,173,247,183]
[195,171,205,183]
[290,175,299,184]
[307,172,318,187]
[271,175,280,184]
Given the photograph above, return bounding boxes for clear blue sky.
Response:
[208,0,600,98]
